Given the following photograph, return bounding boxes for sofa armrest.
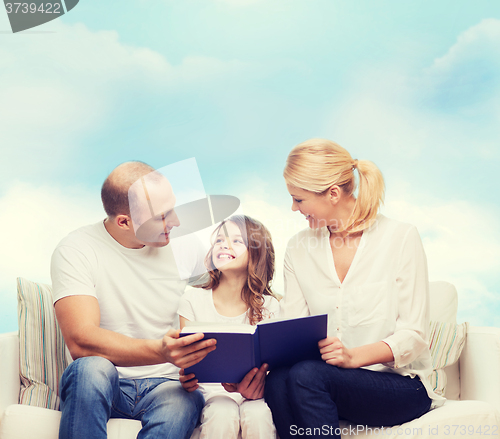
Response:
[0,332,20,418]
[460,326,500,411]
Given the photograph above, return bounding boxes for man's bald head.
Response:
[101,161,156,218]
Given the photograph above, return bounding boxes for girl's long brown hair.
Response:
[201,215,276,325]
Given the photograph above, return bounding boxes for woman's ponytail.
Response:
[345,159,385,233]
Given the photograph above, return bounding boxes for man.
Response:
[51,161,216,439]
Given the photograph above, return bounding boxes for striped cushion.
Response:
[428,320,469,396]
[17,277,71,410]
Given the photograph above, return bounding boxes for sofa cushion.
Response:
[0,404,141,439]
[0,333,20,417]
[17,278,71,411]
[4,401,498,439]
[428,321,468,397]
[428,281,461,399]
[0,404,203,439]
[338,400,500,438]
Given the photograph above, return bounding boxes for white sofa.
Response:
[1,281,500,439]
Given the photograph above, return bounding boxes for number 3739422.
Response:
[5,3,62,14]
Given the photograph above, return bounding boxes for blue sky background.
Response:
[0,0,499,333]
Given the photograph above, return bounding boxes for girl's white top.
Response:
[282,214,445,407]
[178,287,280,403]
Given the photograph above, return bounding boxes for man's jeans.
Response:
[265,360,432,439]
[59,356,204,439]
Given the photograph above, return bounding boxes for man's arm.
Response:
[55,295,216,368]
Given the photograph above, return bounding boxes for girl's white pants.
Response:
[199,395,277,439]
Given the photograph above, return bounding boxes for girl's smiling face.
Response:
[211,221,249,272]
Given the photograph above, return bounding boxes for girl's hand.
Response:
[318,336,356,368]
[221,382,238,393]
[222,363,268,400]
[179,368,199,392]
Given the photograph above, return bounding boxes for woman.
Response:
[265,139,444,439]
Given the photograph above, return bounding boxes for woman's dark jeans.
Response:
[265,360,431,439]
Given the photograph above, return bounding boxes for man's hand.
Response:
[222,363,268,400]
[179,368,199,392]
[318,336,356,368]
[161,329,216,369]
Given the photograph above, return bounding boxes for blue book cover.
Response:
[181,314,327,383]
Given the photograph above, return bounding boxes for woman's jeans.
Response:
[265,360,432,439]
[59,356,204,439]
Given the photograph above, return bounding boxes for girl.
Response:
[178,215,279,439]
[265,139,444,439]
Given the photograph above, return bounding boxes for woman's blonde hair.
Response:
[201,215,277,325]
[284,138,385,233]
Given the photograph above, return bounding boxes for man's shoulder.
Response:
[54,222,105,254]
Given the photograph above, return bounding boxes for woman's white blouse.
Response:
[282,214,444,406]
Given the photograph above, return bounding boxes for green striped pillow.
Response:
[17,277,71,410]
[428,320,469,396]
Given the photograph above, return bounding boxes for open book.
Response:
[180,314,328,383]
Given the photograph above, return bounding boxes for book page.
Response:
[181,321,256,334]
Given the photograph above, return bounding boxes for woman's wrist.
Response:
[349,342,394,369]
[346,347,361,369]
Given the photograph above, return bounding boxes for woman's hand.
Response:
[318,336,357,368]
[222,363,268,400]
[319,339,394,369]
[179,368,199,392]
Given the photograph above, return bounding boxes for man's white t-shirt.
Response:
[51,221,205,380]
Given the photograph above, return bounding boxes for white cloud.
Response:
[0,21,253,88]
[425,18,500,89]
[384,193,500,326]
[0,182,103,332]
[329,74,498,164]
[385,195,500,275]
[415,19,500,130]
[328,19,500,163]
[0,20,260,185]
[0,182,103,281]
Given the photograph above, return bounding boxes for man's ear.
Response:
[115,214,133,231]
[328,185,342,205]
